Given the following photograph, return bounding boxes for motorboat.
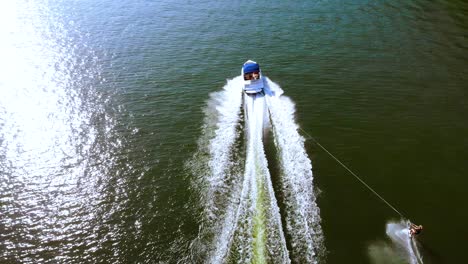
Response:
[242,60,264,94]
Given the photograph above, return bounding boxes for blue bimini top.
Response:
[242,62,260,73]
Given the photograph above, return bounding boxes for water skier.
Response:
[409,223,423,237]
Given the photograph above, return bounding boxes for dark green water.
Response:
[1,0,467,263]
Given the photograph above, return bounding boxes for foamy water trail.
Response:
[190,76,323,263]
[265,78,325,263]
[242,92,290,263]
[207,77,244,189]
[386,220,424,264]
[188,77,245,262]
[210,90,289,263]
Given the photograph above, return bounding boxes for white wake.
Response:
[265,78,325,263]
[190,76,324,263]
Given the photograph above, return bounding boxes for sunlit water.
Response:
[0,1,132,263]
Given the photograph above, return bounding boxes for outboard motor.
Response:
[242,60,264,94]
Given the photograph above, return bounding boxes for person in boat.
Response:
[409,223,423,237]
[242,60,264,94]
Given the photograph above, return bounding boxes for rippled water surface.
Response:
[1,0,467,263]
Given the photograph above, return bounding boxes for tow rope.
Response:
[299,127,408,220]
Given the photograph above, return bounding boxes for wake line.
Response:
[206,77,245,263]
[190,76,325,263]
[265,78,325,263]
[244,92,289,263]
[188,76,245,263]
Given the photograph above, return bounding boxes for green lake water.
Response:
[1,0,467,263]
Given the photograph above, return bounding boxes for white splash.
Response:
[191,75,324,263]
[386,220,424,264]
[265,78,325,263]
[189,76,245,263]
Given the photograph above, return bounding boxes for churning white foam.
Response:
[243,91,290,263]
[187,76,245,262]
[191,76,324,263]
[265,78,325,263]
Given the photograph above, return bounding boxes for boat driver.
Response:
[244,71,260,81]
